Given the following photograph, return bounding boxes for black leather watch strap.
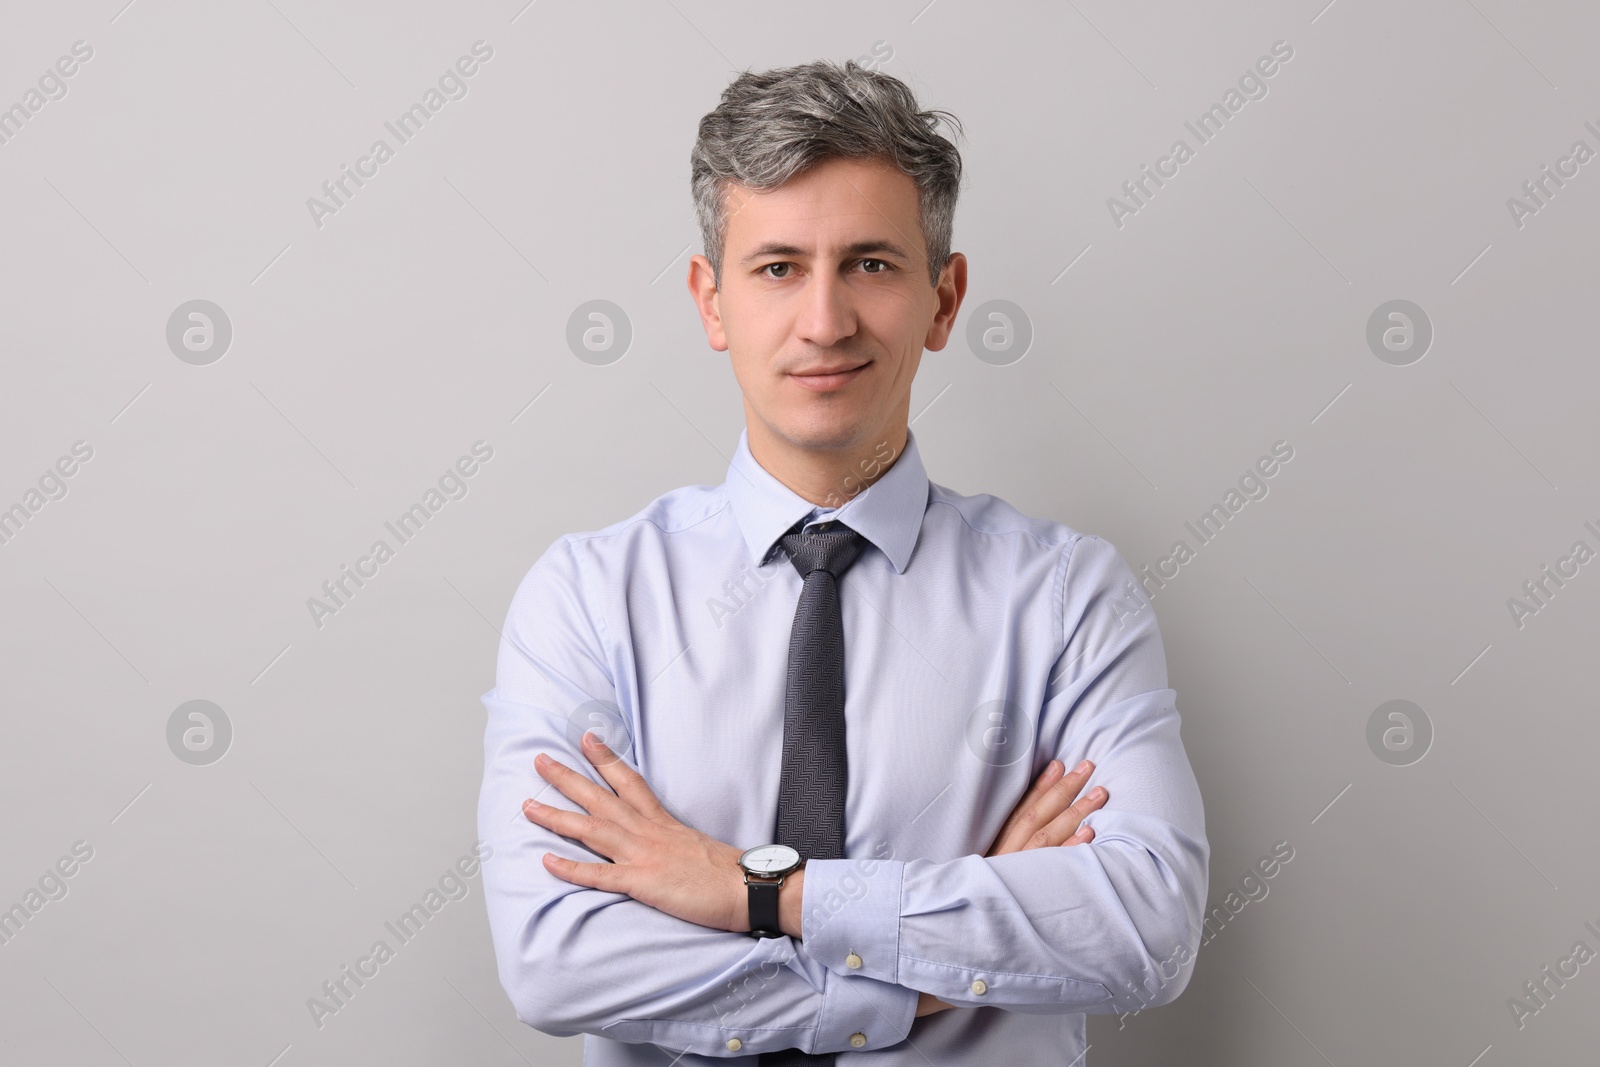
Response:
[747,878,782,938]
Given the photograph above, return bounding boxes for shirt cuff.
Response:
[801,858,916,1051]
[598,937,916,1058]
[801,857,906,986]
[813,965,917,1053]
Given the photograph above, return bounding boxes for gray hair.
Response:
[690,58,964,289]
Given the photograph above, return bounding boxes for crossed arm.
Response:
[479,533,1208,1055]
[522,730,1110,1019]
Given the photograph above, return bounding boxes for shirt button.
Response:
[845,953,862,969]
[971,979,988,995]
[726,1037,742,1052]
[849,1032,867,1048]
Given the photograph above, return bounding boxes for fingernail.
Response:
[1074,760,1091,775]
[524,798,541,810]
[1091,787,1105,801]
[535,753,548,767]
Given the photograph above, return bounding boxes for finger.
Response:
[989,762,1064,857]
[993,760,1063,844]
[542,851,626,894]
[995,760,1094,855]
[1028,785,1108,849]
[1028,760,1095,832]
[579,732,671,822]
[523,798,631,860]
[534,751,641,830]
[578,728,631,769]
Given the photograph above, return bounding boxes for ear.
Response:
[687,254,729,351]
[922,252,968,352]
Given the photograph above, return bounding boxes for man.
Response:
[478,59,1208,1064]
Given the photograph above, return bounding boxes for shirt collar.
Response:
[725,426,929,575]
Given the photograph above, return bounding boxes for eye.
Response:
[761,262,792,279]
[859,258,893,274]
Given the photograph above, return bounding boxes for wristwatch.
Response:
[739,844,803,938]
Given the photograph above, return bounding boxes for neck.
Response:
[746,417,909,509]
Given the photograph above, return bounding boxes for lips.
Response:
[793,362,868,376]
[790,361,870,391]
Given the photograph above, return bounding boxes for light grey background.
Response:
[2,1,1596,1064]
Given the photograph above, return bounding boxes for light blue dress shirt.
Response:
[478,426,1209,1065]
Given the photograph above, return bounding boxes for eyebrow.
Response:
[739,239,914,266]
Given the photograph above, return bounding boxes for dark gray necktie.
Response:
[761,520,866,1067]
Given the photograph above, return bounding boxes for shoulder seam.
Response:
[565,493,732,547]
[1055,533,1103,655]
[925,494,1076,552]
[559,536,615,690]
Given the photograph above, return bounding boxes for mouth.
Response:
[789,361,871,391]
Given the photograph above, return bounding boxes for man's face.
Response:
[689,155,964,455]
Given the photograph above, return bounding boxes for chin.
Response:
[775,415,870,450]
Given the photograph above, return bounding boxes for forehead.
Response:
[722,156,921,250]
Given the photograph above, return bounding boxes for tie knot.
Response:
[780,521,867,580]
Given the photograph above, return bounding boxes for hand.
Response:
[986,758,1107,857]
[522,731,747,934]
[917,758,1108,1018]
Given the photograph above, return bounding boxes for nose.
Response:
[793,268,858,350]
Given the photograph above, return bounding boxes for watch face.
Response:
[741,844,801,874]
